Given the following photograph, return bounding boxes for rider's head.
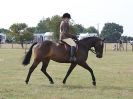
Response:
[62,13,71,19]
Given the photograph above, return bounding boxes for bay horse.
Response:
[22,37,104,86]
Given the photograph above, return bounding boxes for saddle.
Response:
[58,39,79,62]
[58,40,78,53]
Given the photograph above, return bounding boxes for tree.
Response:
[50,15,61,41]
[101,23,123,42]
[73,24,85,34]
[86,26,98,33]
[22,27,36,42]
[121,36,133,42]
[0,28,9,33]
[36,18,51,33]
[9,23,28,48]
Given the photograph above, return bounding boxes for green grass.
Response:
[0,49,133,99]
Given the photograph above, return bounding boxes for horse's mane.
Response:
[79,37,100,42]
[42,37,100,46]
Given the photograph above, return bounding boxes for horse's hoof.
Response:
[63,81,66,84]
[63,82,66,84]
[92,81,96,86]
[25,81,28,84]
[50,82,54,84]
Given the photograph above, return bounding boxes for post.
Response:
[104,42,106,52]
[97,23,100,37]
[12,42,13,49]
[126,42,127,52]
[25,43,27,54]
[132,45,133,52]
[0,38,1,48]
[116,42,119,51]
[11,37,15,49]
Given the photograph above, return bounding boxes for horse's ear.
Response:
[102,38,105,41]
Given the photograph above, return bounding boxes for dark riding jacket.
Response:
[60,20,76,40]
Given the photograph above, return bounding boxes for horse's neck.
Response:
[79,38,94,50]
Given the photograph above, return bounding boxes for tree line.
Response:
[0,15,133,45]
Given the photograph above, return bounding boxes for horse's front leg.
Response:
[63,63,77,84]
[78,62,96,86]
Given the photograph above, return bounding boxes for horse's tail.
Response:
[22,42,37,66]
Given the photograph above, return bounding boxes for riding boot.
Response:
[69,46,76,62]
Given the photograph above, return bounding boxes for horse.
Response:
[22,37,104,86]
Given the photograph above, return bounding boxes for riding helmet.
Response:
[62,13,71,19]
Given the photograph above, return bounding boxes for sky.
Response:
[0,0,133,36]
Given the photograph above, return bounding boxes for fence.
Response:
[104,43,133,52]
[0,43,133,52]
[0,43,31,49]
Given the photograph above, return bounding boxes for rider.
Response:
[60,13,77,62]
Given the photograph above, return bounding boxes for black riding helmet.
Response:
[62,13,71,19]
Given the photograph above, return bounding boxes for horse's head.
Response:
[79,37,104,58]
[93,38,104,58]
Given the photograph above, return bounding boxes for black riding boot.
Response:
[69,46,76,62]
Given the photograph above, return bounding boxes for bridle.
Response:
[90,40,104,55]
[90,48,96,54]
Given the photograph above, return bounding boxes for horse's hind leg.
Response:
[41,59,54,84]
[79,62,96,86]
[63,63,77,84]
[25,59,40,84]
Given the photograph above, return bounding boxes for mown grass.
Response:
[0,48,133,99]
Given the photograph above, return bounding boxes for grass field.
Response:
[0,48,133,99]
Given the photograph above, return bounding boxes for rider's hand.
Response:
[73,36,78,41]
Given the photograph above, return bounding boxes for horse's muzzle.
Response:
[96,54,102,58]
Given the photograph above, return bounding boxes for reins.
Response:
[90,48,96,54]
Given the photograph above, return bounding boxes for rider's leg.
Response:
[62,38,77,62]
[70,46,76,62]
